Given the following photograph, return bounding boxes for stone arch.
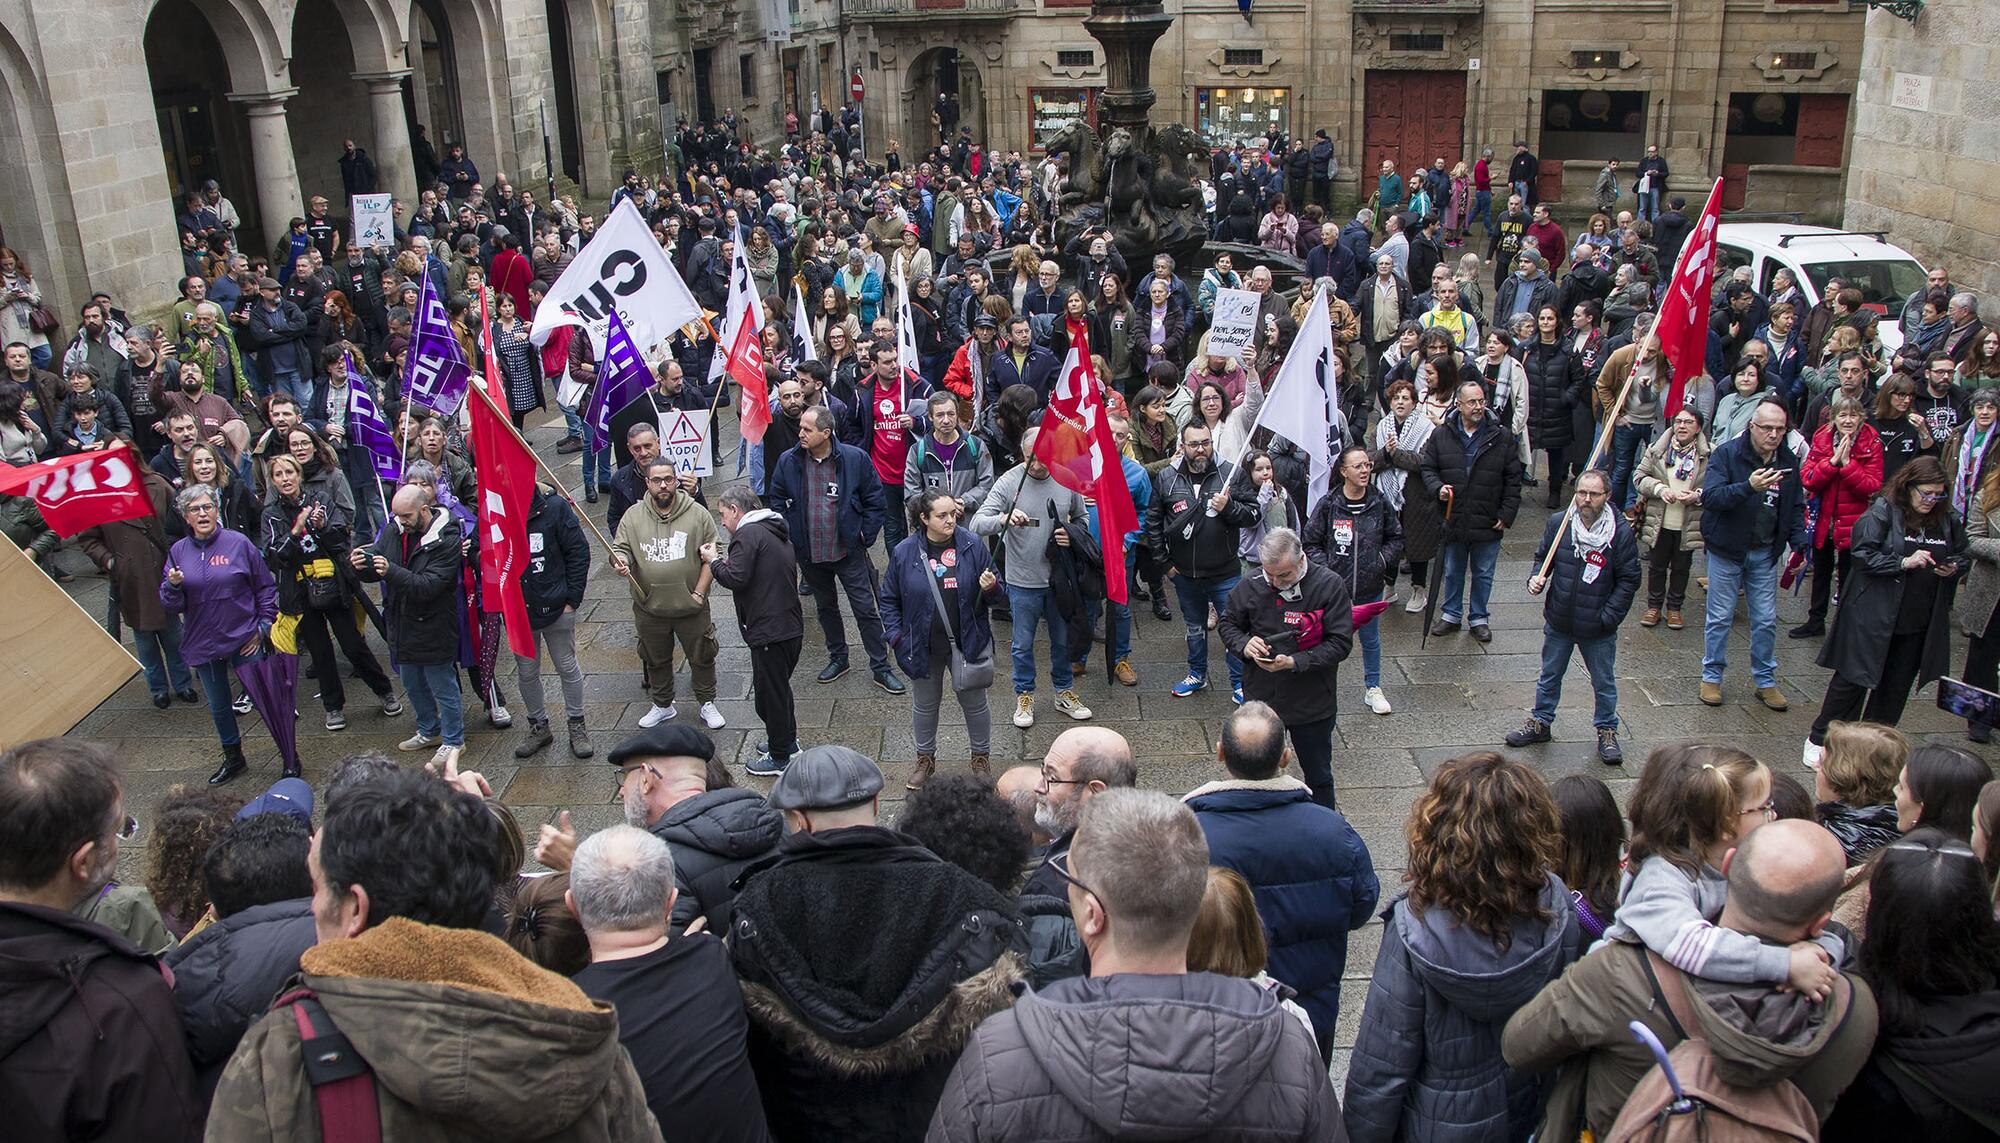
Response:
[146,0,289,245]
[904,47,985,157]
[408,0,505,193]
[0,21,83,310]
[545,0,612,195]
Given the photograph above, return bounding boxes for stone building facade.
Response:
[1845,0,2000,319]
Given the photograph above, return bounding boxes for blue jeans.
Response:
[1512,180,1532,206]
[29,343,52,370]
[1076,596,1133,668]
[1438,538,1502,625]
[1532,624,1620,729]
[1639,186,1662,222]
[1703,549,1780,688]
[1472,189,1494,235]
[1355,587,1383,688]
[583,444,612,491]
[399,661,466,746]
[268,367,311,409]
[131,619,193,698]
[1171,573,1243,690]
[193,648,260,748]
[1006,584,1071,693]
[559,401,586,440]
[1610,422,1656,510]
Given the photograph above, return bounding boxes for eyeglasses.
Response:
[1044,850,1100,904]
[116,814,140,841]
[1915,489,1945,503]
[614,763,662,796]
[1038,767,1087,789]
[1740,800,1776,820]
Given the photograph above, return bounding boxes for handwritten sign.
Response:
[1206,287,1260,360]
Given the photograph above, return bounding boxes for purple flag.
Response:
[402,269,471,416]
[581,308,653,453]
[346,356,401,481]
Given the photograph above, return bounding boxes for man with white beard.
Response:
[532,726,783,934]
[1018,727,1137,899]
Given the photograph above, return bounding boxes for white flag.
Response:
[532,198,702,354]
[893,257,922,409]
[791,279,817,363]
[1244,284,1337,516]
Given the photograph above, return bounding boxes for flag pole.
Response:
[471,374,620,558]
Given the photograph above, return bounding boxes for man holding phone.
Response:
[1698,401,1809,709]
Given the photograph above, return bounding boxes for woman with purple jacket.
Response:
[161,483,277,786]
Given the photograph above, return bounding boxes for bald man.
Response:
[1019,727,1136,899]
[1502,819,1878,1141]
[995,764,1048,846]
[353,483,467,766]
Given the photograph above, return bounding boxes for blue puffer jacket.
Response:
[879,526,998,681]
[160,897,317,1105]
[1532,510,1641,640]
[1700,431,1810,562]
[768,440,885,555]
[1343,875,1584,1143]
[1186,775,1379,1055]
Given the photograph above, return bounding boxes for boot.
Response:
[514,718,554,758]
[970,751,991,777]
[906,752,937,791]
[567,715,594,758]
[209,742,248,786]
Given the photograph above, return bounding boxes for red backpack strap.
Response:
[279,989,383,1143]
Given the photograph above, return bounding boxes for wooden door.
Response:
[1363,70,1467,181]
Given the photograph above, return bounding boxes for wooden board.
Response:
[0,532,139,746]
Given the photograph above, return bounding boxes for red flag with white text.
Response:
[1658,178,1725,417]
[729,314,771,443]
[0,444,154,537]
[1035,317,1138,605]
[474,296,538,657]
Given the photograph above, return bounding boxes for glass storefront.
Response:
[1196,87,1291,149]
[1030,88,1101,151]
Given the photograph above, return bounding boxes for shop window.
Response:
[1539,88,1647,160]
[1197,87,1291,149]
[1724,92,1847,166]
[1031,88,1101,151]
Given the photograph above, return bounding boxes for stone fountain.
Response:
[1047,0,1212,269]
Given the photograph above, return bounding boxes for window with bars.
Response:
[1570,49,1622,69]
[1390,34,1445,52]
[1223,48,1264,67]
[1768,51,1819,71]
[1057,50,1094,68]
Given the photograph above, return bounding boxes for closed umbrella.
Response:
[1420,489,1455,648]
[235,644,301,778]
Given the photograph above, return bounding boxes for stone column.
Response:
[227,90,304,253]
[356,71,418,205]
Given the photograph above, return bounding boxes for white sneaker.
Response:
[1802,740,1825,771]
[1055,690,1093,720]
[1365,686,1393,715]
[1381,586,1402,606]
[1013,694,1035,728]
[430,744,462,771]
[398,732,440,752]
[488,703,513,729]
[699,701,726,729]
[638,703,677,727]
[1404,587,1428,614]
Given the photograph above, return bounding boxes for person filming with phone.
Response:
[1699,400,1809,712]
[1218,527,1353,810]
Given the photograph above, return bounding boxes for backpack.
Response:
[1605,949,1844,1143]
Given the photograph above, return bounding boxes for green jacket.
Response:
[206,918,662,1143]
[177,327,248,405]
[0,493,59,562]
[611,489,717,618]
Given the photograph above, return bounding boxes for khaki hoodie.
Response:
[205,917,661,1142]
[610,487,718,619]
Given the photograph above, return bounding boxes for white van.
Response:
[1714,224,1929,354]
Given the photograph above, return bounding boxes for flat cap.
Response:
[606,725,717,768]
[767,745,883,811]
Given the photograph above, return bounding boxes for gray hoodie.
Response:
[926,972,1342,1141]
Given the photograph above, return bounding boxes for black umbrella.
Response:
[1420,488,1455,649]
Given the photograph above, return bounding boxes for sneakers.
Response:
[1381,586,1401,606]
[232,693,254,715]
[1665,609,1684,630]
[1597,726,1624,764]
[430,744,462,771]
[746,753,786,776]
[398,731,441,752]
[1054,690,1092,720]
[1404,587,1428,614]
[1231,685,1244,705]
[1113,657,1139,686]
[1171,674,1209,698]
[873,669,907,695]
[567,716,593,758]
[1755,686,1789,712]
[1207,603,1218,630]
[699,701,727,729]
[380,694,405,717]
[1699,681,1723,706]
[817,660,850,684]
[1013,693,1036,728]
[515,718,554,758]
[638,702,677,727]
[1803,740,1825,770]
[488,703,513,729]
[1364,686,1393,715]
[1640,607,1662,627]
[1505,718,1552,747]
[906,753,937,791]
[325,709,347,732]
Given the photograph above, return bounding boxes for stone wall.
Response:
[1845,0,2000,320]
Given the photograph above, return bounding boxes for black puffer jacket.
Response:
[1519,337,1588,452]
[708,509,804,646]
[1532,509,1641,641]
[520,487,589,629]
[1420,413,1524,544]
[160,897,316,1104]
[357,503,463,666]
[655,787,784,935]
[1816,801,1903,867]
[1303,486,1405,602]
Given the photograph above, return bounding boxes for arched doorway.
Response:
[145,0,258,236]
[408,0,464,156]
[904,48,984,153]
[0,25,77,306]
[406,0,504,188]
[543,0,609,195]
[286,1,369,202]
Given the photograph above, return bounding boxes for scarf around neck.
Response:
[1570,504,1616,561]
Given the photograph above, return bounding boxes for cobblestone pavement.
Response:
[59,405,2000,1086]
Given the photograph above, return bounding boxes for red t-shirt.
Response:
[868,385,910,485]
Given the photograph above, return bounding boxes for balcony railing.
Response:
[1351,0,1482,12]
[843,0,1018,19]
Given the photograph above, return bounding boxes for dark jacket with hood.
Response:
[926,972,1344,1142]
[521,487,590,629]
[160,897,317,1104]
[709,508,805,647]
[1817,496,1967,689]
[1533,508,1642,641]
[1302,484,1404,602]
[652,786,784,935]
[1218,559,1355,726]
[1503,939,1879,1143]
[1825,985,2000,1142]
[1816,801,1902,866]
[1186,775,1380,1057]
[356,501,464,665]
[1420,411,1525,544]
[1343,877,1584,1143]
[1519,336,1589,452]
[730,825,1026,1143]
[0,900,203,1143]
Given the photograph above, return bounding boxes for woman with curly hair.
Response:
[144,785,245,938]
[1343,751,1583,1143]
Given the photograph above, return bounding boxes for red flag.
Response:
[1036,316,1139,605]
[471,296,538,657]
[0,444,155,537]
[1658,178,1726,417]
[728,314,771,443]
